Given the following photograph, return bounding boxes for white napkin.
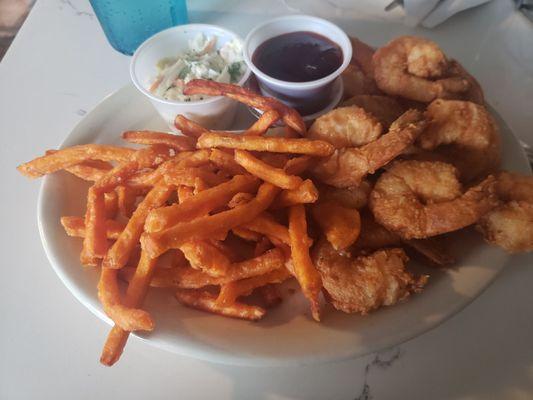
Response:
[403,0,493,28]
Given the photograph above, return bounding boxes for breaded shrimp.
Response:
[373,36,470,102]
[355,212,454,266]
[307,105,383,148]
[342,64,381,97]
[447,60,484,104]
[341,36,380,97]
[349,36,375,78]
[318,180,373,210]
[477,172,533,252]
[477,201,533,253]
[369,160,499,239]
[312,238,427,314]
[418,99,501,181]
[495,171,533,202]
[342,95,406,128]
[312,109,426,188]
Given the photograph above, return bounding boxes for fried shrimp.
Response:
[495,171,533,202]
[354,212,454,266]
[447,60,484,104]
[312,239,427,314]
[318,180,373,210]
[477,172,533,252]
[307,105,382,148]
[369,160,499,239]
[341,36,380,97]
[312,109,426,188]
[341,95,405,128]
[418,99,501,181]
[373,36,470,103]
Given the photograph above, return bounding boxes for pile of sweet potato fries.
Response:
[18,80,340,365]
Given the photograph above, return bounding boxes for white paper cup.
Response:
[130,24,251,131]
[243,15,351,114]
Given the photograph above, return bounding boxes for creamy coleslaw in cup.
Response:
[149,33,246,101]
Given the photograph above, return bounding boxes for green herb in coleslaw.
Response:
[149,33,246,102]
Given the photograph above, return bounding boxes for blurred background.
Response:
[0,0,35,60]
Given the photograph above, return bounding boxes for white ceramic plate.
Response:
[38,85,531,366]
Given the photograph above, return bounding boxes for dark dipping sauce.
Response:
[252,31,343,82]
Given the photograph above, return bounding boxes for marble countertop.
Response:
[1,0,532,399]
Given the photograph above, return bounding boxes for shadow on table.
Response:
[205,253,533,400]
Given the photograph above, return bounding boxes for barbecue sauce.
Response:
[252,31,343,82]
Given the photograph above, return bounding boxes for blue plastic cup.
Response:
[89,0,188,55]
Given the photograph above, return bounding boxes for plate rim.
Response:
[36,84,532,367]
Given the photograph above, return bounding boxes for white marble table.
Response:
[1,1,532,399]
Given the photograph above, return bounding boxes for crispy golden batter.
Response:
[477,172,533,252]
[373,36,469,102]
[342,64,381,97]
[341,36,379,97]
[312,239,426,314]
[369,160,499,239]
[349,36,375,78]
[312,109,426,187]
[307,105,383,148]
[477,201,533,253]
[342,95,405,128]
[318,180,373,210]
[447,60,485,104]
[418,99,501,181]
[495,171,533,202]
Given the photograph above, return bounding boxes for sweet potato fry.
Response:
[120,264,223,289]
[234,150,303,189]
[243,110,280,136]
[260,153,290,168]
[61,216,125,239]
[104,190,119,219]
[177,185,194,202]
[103,184,173,269]
[100,250,158,366]
[122,130,195,151]
[179,239,231,277]
[228,192,254,208]
[120,246,286,288]
[144,174,259,233]
[209,148,246,175]
[183,80,306,135]
[227,248,286,280]
[232,227,262,242]
[284,155,315,175]
[241,212,290,245]
[175,289,266,321]
[197,132,334,157]
[142,183,280,258]
[271,179,319,209]
[174,114,210,138]
[17,144,135,178]
[162,166,225,188]
[116,186,138,217]
[60,157,113,181]
[254,236,272,256]
[126,150,211,189]
[80,187,108,265]
[311,200,361,250]
[217,267,291,306]
[97,267,154,331]
[288,205,322,321]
